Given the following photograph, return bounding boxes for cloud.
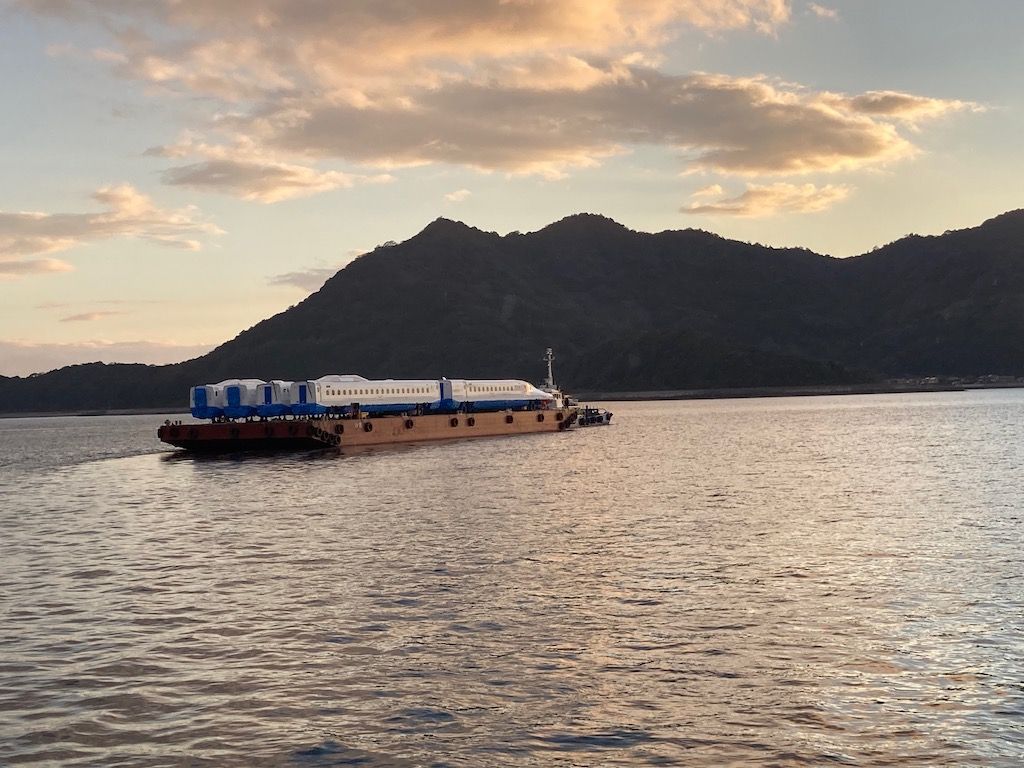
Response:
[682,182,851,216]
[267,266,339,292]
[60,310,126,322]
[256,68,940,177]
[807,3,838,20]
[19,1,793,99]
[692,184,725,197]
[37,298,165,309]
[0,185,221,278]
[0,339,215,376]
[0,258,74,276]
[148,137,393,202]
[444,189,471,203]
[835,90,981,125]
[16,1,977,197]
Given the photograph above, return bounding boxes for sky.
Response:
[1,0,1022,376]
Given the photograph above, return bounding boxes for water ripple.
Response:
[1,392,1023,766]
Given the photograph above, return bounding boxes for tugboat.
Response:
[578,405,613,426]
[540,348,613,427]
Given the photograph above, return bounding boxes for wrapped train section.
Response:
[188,375,556,421]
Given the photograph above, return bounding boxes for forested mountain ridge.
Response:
[3,209,1023,413]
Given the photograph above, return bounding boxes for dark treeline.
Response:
[4,209,1023,413]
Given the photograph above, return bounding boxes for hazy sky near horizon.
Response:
[1,0,1022,375]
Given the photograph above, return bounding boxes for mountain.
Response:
[838,210,1024,375]
[2,209,1023,413]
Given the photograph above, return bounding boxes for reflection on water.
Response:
[1,392,1023,766]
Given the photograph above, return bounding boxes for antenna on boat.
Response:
[543,347,556,390]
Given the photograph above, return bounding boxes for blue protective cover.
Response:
[190,386,224,420]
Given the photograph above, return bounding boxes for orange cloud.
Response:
[17,0,978,207]
[835,90,981,125]
[59,310,126,322]
[807,3,838,20]
[0,258,74,277]
[20,1,792,99]
[146,137,392,202]
[0,185,220,278]
[249,70,928,177]
[682,182,851,216]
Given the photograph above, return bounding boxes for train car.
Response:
[312,377,441,415]
[191,376,555,420]
[190,378,263,420]
[190,383,224,420]
[289,380,321,416]
[447,379,554,412]
[255,380,296,418]
[312,377,553,415]
[222,379,266,419]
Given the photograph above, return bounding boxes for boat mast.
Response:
[543,347,556,390]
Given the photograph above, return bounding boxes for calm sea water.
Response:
[1,392,1023,767]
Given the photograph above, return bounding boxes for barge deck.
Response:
[158,408,578,452]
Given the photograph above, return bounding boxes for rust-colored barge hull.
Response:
[158,408,577,452]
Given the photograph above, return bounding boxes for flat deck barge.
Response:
[158,407,578,452]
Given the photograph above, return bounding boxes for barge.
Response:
[158,407,577,452]
[158,350,607,453]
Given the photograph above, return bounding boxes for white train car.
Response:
[192,375,555,420]
[311,377,442,415]
[452,379,553,411]
[310,377,552,415]
[255,380,296,418]
[190,378,265,420]
[221,379,266,419]
[190,382,225,420]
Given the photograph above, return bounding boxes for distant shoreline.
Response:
[575,382,1024,402]
[0,407,183,420]
[3,382,1023,419]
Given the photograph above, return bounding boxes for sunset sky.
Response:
[1,0,1021,375]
